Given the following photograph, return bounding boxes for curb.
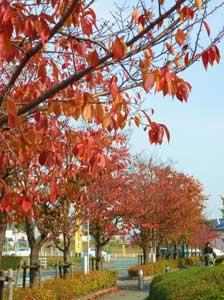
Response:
[77,286,120,300]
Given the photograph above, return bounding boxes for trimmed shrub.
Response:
[12,270,118,300]
[128,259,178,277]
[148,265,224,300]
[182,256,201,266]
[215,256,224,264]
[0,256,22,270]
[128,257,202,277]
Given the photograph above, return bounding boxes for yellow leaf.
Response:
[134,116,141,127]
[195,0,202,11]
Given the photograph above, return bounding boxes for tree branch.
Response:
[0,0,81,107]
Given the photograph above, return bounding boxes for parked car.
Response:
[88,248,107,258]
[2,250,16,256]
[14,248,31,257]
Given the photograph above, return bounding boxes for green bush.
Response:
[0,256,22,270]
[128,256,202,277]
[128,259,179,277]
[148,265,224,300]
[215,256,224,264]
[13,270,118,300]
[181,256,201,266]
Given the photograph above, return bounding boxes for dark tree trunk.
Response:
[0,212,7,259]
[54,233,71,278]
[173,243,177,259]
[181,243,185,258]
[63,246,69,264]
[186,244,189,257]
[156,244,161,260]
[25,217,47,287]
[95,243,103,270]
[142,244,150,264]
[62,233,70,264]
[29,246,40,287]
[63,234,71,278]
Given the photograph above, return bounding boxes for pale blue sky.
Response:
[130,59,224,219]
[94,0,224,218]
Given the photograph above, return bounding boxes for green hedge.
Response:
[215,255,224,264]
[128,256,202,277]
[0,256,22,270]
[148,265,224,300]
[13,270,118,300]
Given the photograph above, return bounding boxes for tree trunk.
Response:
[181,243,185,258]
[156,244,161,260]
[0,212,7,260]
[173,243,177,259]
[95,243,103,270]
[63,246,69,264]
[142,244,150,264]
[29,246,40,287]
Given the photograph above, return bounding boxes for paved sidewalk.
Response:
[97,278,150,300]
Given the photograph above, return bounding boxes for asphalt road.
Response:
[17,257,139,286]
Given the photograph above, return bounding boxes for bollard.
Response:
[22,263,27,288]
[8,269,13,300]
[165,265,170,273]
[0,270,4,300]
[81,255,88,274]
[138,269,144,290]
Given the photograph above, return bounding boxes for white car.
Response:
[2,250,16,256]
[88,248,107,258]
[14,248,31,256]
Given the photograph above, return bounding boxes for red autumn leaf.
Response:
[138,15,145,31]
[97,153,107,168]
[38,63,47,83]
[7,98,19,128]
[214,45,221,63]
[50,182,57,203]
[81,18,93,36]
[22,197,32,213]
[148,123,164,145]
[1,193,11,213]
[35,19,50,44]
[87,50,99,67]
[112,37,127,60]
[159,123,170,142]
[39,151,48,165]
[184,52,190,66]
[202,50,209,70]
[203,20,211,37]
[110,76,119,98]
[176,82,190,102]
[143,72,155,93]
[166,43,174,55]
[131,7,140,25]
[208,47,215,65]
[175,29,186,46]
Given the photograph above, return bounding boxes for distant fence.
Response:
[111,253,140,258]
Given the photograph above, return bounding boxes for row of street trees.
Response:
[2,123,214,285]
[0,0,222,286]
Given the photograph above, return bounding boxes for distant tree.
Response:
[126,159,207,263]
[220,196,224,219]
